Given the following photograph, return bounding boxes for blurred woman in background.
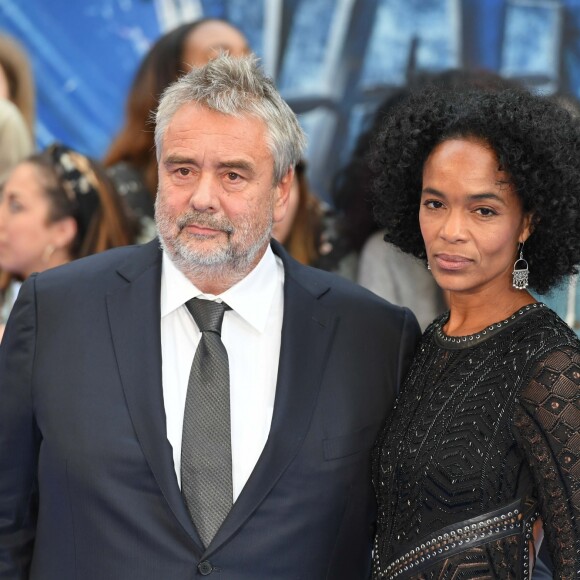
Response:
[0,34,35,139]
[272,160,325,266]
[0,99,33,183]
[0,144,135,338]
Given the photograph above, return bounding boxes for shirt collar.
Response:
[160,245,283,333]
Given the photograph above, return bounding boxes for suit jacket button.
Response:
[198,561,213,575]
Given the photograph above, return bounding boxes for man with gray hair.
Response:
[0,55,420,579]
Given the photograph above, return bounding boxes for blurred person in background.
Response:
[104,18,250,242]
[355,88,446,330]
[538,93,580,338]
[0,144,135,339]
[321,86,446,329]
[0,34,35,139]
[271,159,326,265]
[0,99,33,183]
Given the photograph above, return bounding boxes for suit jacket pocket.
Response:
[323,423,379,461]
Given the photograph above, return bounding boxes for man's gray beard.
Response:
[155,205,273,283]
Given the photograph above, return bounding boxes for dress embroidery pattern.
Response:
[372,305,580,579]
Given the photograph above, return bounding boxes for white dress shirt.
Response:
[160,247,284,501]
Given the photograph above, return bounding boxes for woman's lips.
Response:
[434,253,473,271]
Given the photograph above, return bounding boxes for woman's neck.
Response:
[444,287,536,337]
[23,250,71,280]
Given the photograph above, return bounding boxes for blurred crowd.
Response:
[0,17,578,340]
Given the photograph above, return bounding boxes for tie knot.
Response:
[186,298,230,334]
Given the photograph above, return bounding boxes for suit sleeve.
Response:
[0,276,40,579]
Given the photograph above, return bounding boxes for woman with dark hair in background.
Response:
[354,88,446,330]
[371,85,580,578]
[272,160,325,265]
[104,19,249,242]
[0,144,135,338]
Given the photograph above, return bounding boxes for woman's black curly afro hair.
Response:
[370,84,580,295]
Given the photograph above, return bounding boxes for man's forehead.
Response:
[162,103,272,159]
[168,102,263,128]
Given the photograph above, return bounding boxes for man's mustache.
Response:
[176,212,234,234]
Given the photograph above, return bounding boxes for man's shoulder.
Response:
[34,242,160,290]
[288,262,421,349]
[288,259,413,318]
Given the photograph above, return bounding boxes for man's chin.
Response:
[174,247,231,269]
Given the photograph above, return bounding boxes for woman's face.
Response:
[272,173,301,244]
[182,21,250,69]
[0,162,62,278]
[419,138,532,297]
[0,64,10,100]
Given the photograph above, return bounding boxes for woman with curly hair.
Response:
[371,85,580,579]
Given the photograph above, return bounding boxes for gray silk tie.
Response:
[182,298,232,548]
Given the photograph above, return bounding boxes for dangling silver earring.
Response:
[512,242,529,290]
[427,261,431,270]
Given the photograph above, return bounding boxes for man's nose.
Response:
[189,173,219,212]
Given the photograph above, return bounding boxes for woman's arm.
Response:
[515,346,580,580]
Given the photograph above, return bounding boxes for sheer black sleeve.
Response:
[514,347,580,580]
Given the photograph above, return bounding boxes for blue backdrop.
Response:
[3,0,580,200]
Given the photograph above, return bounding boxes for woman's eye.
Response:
[476,207,497,217]
[424,200,443,209]
[8,198,23,213]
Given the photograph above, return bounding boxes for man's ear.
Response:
[272,167,294,224]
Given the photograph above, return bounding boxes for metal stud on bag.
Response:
[512,242,529,290]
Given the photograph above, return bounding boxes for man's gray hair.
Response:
[154,54,306,184]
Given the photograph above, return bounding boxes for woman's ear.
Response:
[519,212,535,243]
[50,216,78,250]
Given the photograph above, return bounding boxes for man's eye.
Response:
[177,168,190,176]
[226,172,241,181]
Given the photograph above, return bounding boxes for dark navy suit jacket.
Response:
[0,239,420,580]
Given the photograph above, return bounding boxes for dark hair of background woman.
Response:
[370,85,580,295]
[103,19,219,198]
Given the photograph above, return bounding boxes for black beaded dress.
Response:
[372,303,580,579]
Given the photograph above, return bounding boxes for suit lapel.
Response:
[106,241,203,552]
[206,242,337,555]
[106,241,336,556]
